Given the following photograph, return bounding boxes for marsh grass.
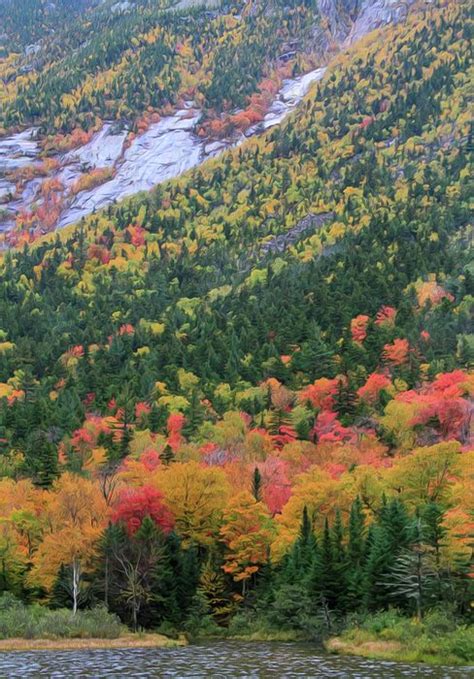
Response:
[326,610,474,666]
[0,634,185,652]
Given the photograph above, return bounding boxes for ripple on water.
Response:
[0,642,472,678]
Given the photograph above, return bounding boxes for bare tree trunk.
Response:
[416,551,423,621]
[321,596,332,633]
[132,605,137,632]
[72,558,81,615]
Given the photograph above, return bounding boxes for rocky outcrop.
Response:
[260,212,335,257]
[317,0,358,41]
[347,0,419,43]
[317,0,420,44]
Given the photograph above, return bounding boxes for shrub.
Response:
[423,608,459,637]
[437,628,474,663]
[0,597,123,640]
[71,168,114,195]
[34,607,123,639]
[359,609,406,635]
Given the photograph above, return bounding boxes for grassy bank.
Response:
[0,634,186,652]
[228,631,306,642]
[201,611,308,643]
[325,611,474,667]
[0,596,186,651]
[1,596,471,665]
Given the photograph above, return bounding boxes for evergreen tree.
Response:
[384,515,439,620]
[331,510,348,613]
[380,498,412,553]
[363,523,394,611]
[25,430,58,488]
[348,498,366,566]
[183,390,206,438]
[308,519,339,630]
[252,467,263,502]
[50,564,74,609]
[420,503,446,570]
[160,444,175,466]
[148,404,167,434]
[346,497,366,610]
[333,379,357,422]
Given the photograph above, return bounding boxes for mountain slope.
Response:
[0,0,472,639]
[0,0,432,237]
[1,0,423,135]
[0,0,471,442]
[1,0,322,133]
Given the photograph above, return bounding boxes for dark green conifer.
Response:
[252,467,263,502]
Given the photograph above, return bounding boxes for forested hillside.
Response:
[0,0,472,649]
[0,0,424,236]
[0,0,99,50]
[1,0,323,134]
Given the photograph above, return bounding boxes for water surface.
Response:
[0,640,471,678]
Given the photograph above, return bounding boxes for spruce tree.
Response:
[183,390,206,438]
[278,506,317,587]
[160,444,175,466]
[147,532,182,627]
[346,497,366,610]
[148,404,166,433]
[25,430,58,488]
[420,503,446,570]
[384,515,438,620]
[308,519,338,630]
[348,498,366,566]
[50,564,73,609]
[380,498,412,553]
[252,467,263,502]
[363,524,394,611]
[333,379,357,422]
[331,510,349,613]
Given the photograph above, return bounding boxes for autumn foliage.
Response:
[112,485,175,535]
[0,0,471,637]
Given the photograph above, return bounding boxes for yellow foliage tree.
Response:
[272,466,347,560]
[29,473,107,613]
[153,461,229,547]
[220,491,273,595]
[386,442,461,507]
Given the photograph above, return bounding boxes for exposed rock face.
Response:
[348,0,418,43]
[0,68,328,232]
[317,0,419,44]
[260,212,335,257]
[317,0,358,41]
[0,0,424,237]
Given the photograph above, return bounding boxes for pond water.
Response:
[0,641,471,678]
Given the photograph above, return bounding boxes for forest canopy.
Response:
[0,0,472,643]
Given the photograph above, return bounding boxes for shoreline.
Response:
[324,636,473,667]
[0,633,187,653]
[0,632,472,669]
[199,630,473,667]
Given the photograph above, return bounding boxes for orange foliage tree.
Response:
[220,491,273,595]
